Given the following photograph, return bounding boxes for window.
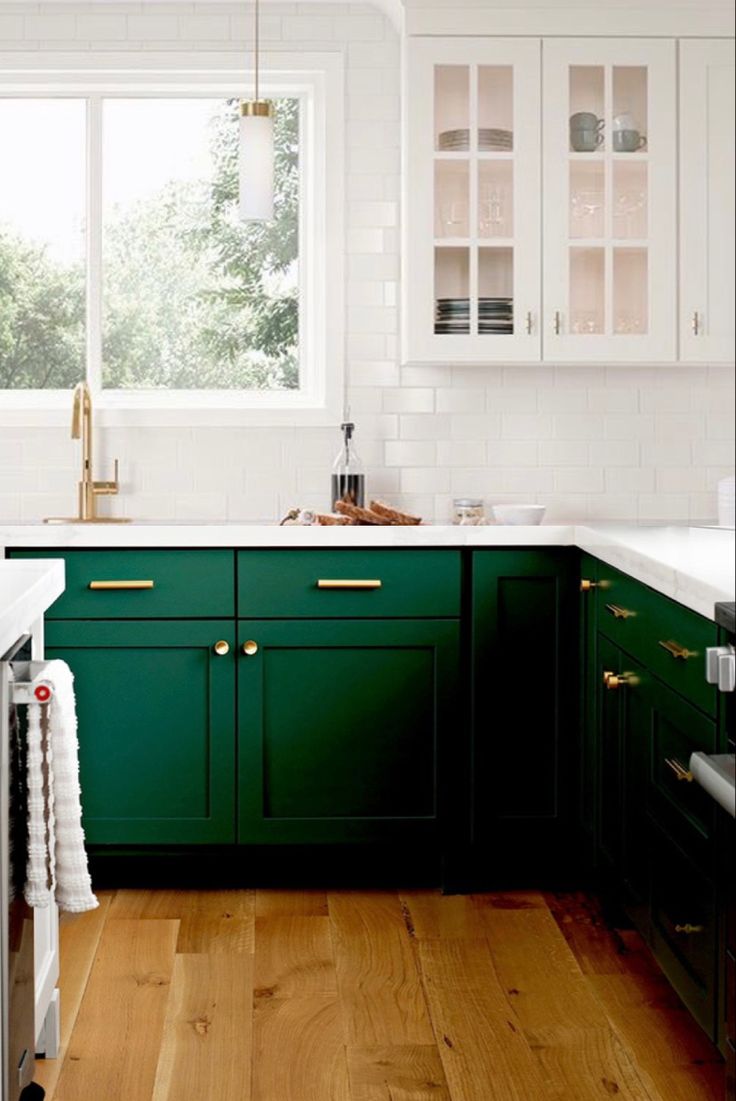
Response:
[0,59,343,423]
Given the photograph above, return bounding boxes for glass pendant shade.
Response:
[239,101,274,222]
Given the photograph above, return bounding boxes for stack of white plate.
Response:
[438,128,514,152]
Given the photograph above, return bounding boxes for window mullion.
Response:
[86,96,103,397]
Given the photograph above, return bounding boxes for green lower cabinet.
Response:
[649,822,718,1038]
[45,620,236,845]
[237,618,459,845]
[472,550,578,873]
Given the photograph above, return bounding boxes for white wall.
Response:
[0,2,734,525]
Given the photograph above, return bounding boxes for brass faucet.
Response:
[44,382,130,524]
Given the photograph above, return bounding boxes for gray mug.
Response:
[570,127,604,152]
[613,129,646,152]
[570,111,604,131]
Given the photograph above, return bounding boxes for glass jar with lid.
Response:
[452,498,485,525]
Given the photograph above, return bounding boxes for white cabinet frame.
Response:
[403,37,542,364]
[542,38,677,363]
[679,39,736,364]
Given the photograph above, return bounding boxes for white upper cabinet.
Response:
[542,39,677,363]
[403,38,542,364]
[679,39,736,364]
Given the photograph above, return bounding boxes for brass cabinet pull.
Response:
[665,757,693,783]
[213,640,230,656]
[89,580,154,591]
[605,603,635,620]
[316,579,382,590]
[242,640,259,656]
[674,923,703,935]
[659,639,696,661]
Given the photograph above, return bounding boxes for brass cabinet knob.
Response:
[242,640,259,656]
[580,579,598,592]
[213,640,230,656]
[604,671,633,690]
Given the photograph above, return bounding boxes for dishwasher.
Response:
[1,632,51,1101]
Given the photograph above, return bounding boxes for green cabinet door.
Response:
[472,550,578,873]
[596,636,649,931]
[580,552,600,856]
[237,619,459,845]
[44,620,236,845]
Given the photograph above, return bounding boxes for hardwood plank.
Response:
[399,890,486,941]
[254,917,337,998]
[329,891,435,1047]
[418,937,551,1101]
[109,889,254,953]
[52,918,179,1101]
[255,889,328,917]
[478,902,664,1101]
[34,893,113,1098]
[347,1045,451,1101]
[152,954,254,1101]
[545,891,637,976]
[252,996,350,1101]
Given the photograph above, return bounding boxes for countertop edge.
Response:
[0,559,66,658]
[0,522,733,624]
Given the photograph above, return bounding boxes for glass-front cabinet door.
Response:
[543,39,676,362]
[404,38,541,363]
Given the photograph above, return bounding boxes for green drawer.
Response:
[649,823,717,1039]
[595,563,718,715]
[8,549,235,619]
[647,674,718,869]
[237,550,461,618]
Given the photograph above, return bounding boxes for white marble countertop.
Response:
[0,521,733,621]
[0,558,65,659]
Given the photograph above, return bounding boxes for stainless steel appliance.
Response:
[1,636,46,1101]
[694,602,735,1101]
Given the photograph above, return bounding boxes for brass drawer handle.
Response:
[605,603,635,620]
[659,639,696,661]
[674,923,703,935]
[317,579,382,590]
[213,640,230,656]
[88,580,154,591]
[665,757,693,783]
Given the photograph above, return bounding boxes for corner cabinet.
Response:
[403,37,542,363]
[543,39,676,362]
[679,39,736,364]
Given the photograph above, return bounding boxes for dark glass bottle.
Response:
[331,421,365,510]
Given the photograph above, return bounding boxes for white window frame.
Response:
[0,51,345,427]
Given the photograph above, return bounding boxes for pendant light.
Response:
[238,0,274,222]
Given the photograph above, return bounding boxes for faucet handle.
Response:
[93,458,120,495]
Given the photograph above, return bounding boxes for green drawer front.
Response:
[649,824,717,1038]
[237,549,461,618]
[8,549,235,619]
[645,675,718,872]
[595,563,717,715]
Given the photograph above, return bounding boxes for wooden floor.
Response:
[37,889,725,1101]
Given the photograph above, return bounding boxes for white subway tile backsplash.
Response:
[1,2,732,529]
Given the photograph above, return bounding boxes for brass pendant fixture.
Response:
[238,0,274,221]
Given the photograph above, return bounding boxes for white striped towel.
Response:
[25,660,98,914]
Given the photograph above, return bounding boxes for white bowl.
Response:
[492,504,547,526]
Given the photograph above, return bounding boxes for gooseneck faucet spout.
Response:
[44,383,129,523]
